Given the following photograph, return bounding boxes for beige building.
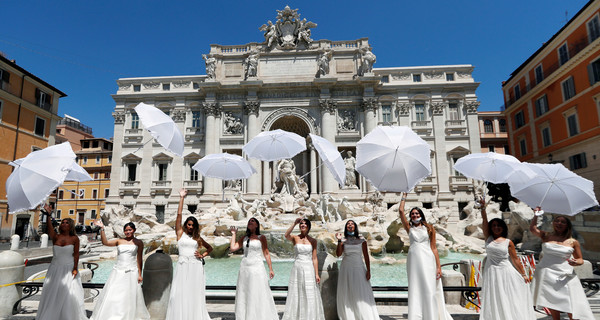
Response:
[478,111,509,154]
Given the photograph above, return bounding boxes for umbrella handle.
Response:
[300,161,326,180]
[132,138,154,154]
[60,186,83,198]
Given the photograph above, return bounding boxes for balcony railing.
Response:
[58,117,93,134]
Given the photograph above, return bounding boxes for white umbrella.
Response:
[193,153,257,201]
[507,163,598,216]
[242,129,306,162]
[134,102,184,157]
[454,152,529,184]
[308,133,345,186]
[65,162,93,182]
[6,143,76,213]
[356,126,431,192]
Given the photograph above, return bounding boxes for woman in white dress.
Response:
[166,188,213,320]
[282,218,325,320]
[529,210,594,320]
[478,198,534,320]
[398,193,452,320]
[230,218,278,320]
[37,204,87,320]
[91,220,150,320]
[335,219,380,320]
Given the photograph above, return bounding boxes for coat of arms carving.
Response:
[259,6,317,50]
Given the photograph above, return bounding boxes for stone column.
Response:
[203,102,222,194]
[244,101,261,195]
[431,102,449,193]
[310,146,318,194]
[465,101,481,155]
[319,99,337,194]
[362,98,378,192]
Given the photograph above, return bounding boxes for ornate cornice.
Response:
[431,102,446,115]
[396,103,411,116]
[202,102,222,117]
[319,99,337,114]
[465,101,481,114]
[112,111,125,124]
[171,109,186,122]
[243,101,260,115]
[361,98,378,112]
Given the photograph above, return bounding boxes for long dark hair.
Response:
[409,207,434,236]
[301,218,311,233]
[246,217,261,247]
[123,222,136,232]
[488,218,508,238]
[344,220,359,238]
[183,216,200,240]
[552,215,573,239]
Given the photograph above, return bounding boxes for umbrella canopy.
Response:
[507,163,598,216]
[134,102,184,157]
[6,143,76,213]
[192,153,257,181]
[65,162,93,182]
[242,129,306,162]
[356,126,431,192]
[454,152,531,184]
[308,133,345,186]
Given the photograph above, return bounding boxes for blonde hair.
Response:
[60,218,76,236]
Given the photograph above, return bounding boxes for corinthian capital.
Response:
[171,109,186,122]
[430,102,446,115]
[361,98,378,112]
[319,99,337,114]
[244,101,260,115]
[396,103,411,116]
[465,101,481,114]
[202,102,222,117]
[112,111,125,124]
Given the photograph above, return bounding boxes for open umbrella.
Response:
[356,126,431,192]
[6,143,76,213]
[242,129,306,162]
[192,153,257,201]
[507,163,598,216]
[308,133,345,186]
[454,152,531,184]
[65,162,93,182]
[134,102,184,157]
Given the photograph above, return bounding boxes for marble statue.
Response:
[344,151,357,188]
[360,46,376,75]
[296,18,316,46]
[244,49,259,79]
[223,112,243,135]
[259,6,317,50]
[259,20,278,48]
[337,110,356,132]
[276,159,300,196]
[317,48,332,77]
[202,54,216,80]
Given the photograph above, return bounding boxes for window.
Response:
[0,68,10,90]
[499,119,507,132]
[96,155,101,164]
[79,189,85,198]
[190,162,199,181]
[0,100,3,123]
[413,74,421,82]
[92,189,98,199]
[94,172,99,179]
[131,113,139,129]
[535,65,544,84]
[569,153,587,170]
[82,141,90,148]
[562,77,576,101]
[105,172,111,179]
[35,89,52,111]
[519,139,527,156]
[541,127,552,147]
[91,210,97,219]
[514,84,521,100]
[535,95,549,116]
[588,58,600,85]
[104,188,110,198]
[381,75,389,83]
[108,155,112,163]
[163,83,170,91]
[452,156,464,176]
[448,103,459,120]
[82,156,88,165]
[567,113,579,136]
[155,205,165,224]
[381,105,392,123]
[58,190,64,200]
[92,141,98,148]
[415,103,425,121]
[588,15,600,42]
[127,163,137,181]
[34,116,46,136]
[484,120,493,133]
[192,111,201,128]
[446,73,454,81]
[503,145,510,154]
[158,163,168,181]
[488,145,495,152]
[558,43,569,65]
[70,190,76,199]
[57,210,62,219]
[515,111,525,128]
[133,84,141,92]
[69,209,74,216]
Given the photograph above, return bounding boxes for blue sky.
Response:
[1,0,589,139]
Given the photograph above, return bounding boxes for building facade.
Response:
[55,114,94,151]
[478,111,509,154]
[107,7,481,228]
[0,54,66,239]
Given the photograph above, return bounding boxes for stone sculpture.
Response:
[244,50,259,79]
[343,151,358,188]
[317,48,332,77]
[260,20,278,48]
[223,112,243,135]
[259,6,317,50]
[202,54,216,80]
[337,110,356,132]
[359,46,376,75]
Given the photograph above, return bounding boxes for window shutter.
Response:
[588,63,595,85]
[582,153,587,168]
[569,156,575,169]
[1,69,9,82]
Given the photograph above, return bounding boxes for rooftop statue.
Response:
[259,6,317,50]
[360,46,377,75]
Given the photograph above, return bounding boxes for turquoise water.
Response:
[90,252,482,286]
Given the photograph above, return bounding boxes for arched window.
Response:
[484,119,493,133]
[499,119,506,132]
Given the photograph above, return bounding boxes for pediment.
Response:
[122,153,142,161]
[447,146,470,155]
[184,152,202,160]
[152,152,173,161]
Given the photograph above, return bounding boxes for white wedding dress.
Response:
[531,242,594,319]
[480,237,534,320]
[336,238,380,320]
[282,243,325,320]
[407,226,452,320]
[166,232,211,320]
[91,244,150,320]
[36,244,87,320]
[234,237,278,320]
